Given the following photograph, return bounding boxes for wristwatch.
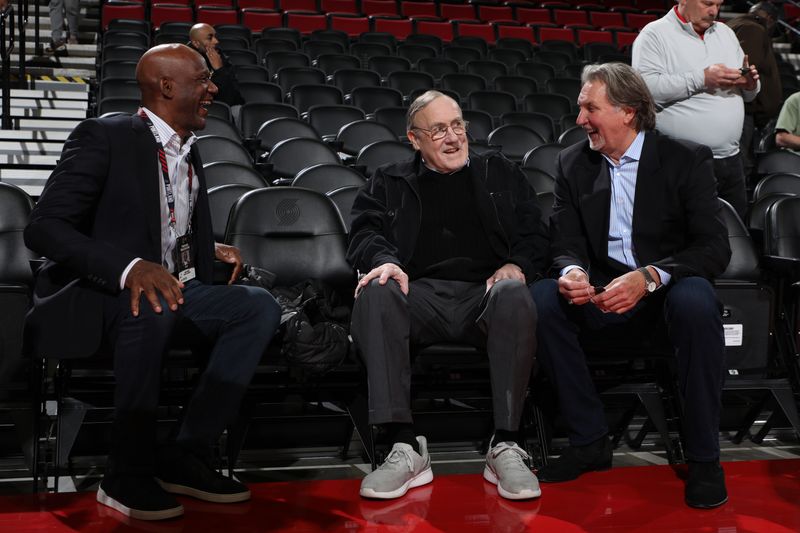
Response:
[637,267,658,294]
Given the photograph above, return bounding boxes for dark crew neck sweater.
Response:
[406,165,500,282]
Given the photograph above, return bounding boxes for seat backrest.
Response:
[536,191,555,228]
[440,73,486,101]
[306,104,365,139]
[355,140,415,177]
[522,168,556,195]
[207,183,258,242]
[199,116,243,139]
[501,111,554,143]
[97,97,140,116]
[238,102,299,137]
[417,57,459,81]
[326,185,361,233]
[195,135,254,167]
[290,84,344,113]
[442,46,482,68]
[465,60,508,81]
[336,120,398,155]
[256,117,320,151]
[202,161,270,189]
[523,93,573,121]
[397,43,438,65]
[486,124,546,161]
[330,68,383,94]
[349,86,403,114]
[366,55,411,78]
[0,183,35,285]
[756,150,800,176]
[752,172,800,201]
[315,53,362,75]
[373,106,409,139]
[747,193,795,235]
[292,163,366,194]
[267,137,341,179]
[386,71,435,98]
[718,199,761,280]
[545,77,582,106]
[274,66,326,92]
[558,124,587,146]
[765,196,800,259]
[516,61,556,85]
[225,187,354,287]
[468,90,517,119]
[522,142,565,177]
[495,76,538,103]
[488,47,528,68]
[264,50,310,74]
[462,109,494,142]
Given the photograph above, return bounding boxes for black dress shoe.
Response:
[156,445,251,504]
[537,436,612,483]
[685,461,727,509]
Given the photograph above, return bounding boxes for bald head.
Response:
[136,44,218,138]
[189,23,214,42]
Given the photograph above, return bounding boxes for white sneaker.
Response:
[360,436,433,499]
[483,439,541,500]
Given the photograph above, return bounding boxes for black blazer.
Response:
[24,114,215,358]
[549,131,731,285]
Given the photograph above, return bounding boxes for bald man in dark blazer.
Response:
[25,44,280,520]
[530,63,731,510]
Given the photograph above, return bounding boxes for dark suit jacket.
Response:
[24,114,215,358]
[550,131,731,285]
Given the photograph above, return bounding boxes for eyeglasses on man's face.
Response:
[411,120,469,141]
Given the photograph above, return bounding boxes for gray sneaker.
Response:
[483,439,541,500]
[360,436,433,499]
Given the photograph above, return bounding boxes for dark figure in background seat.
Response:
[188,23,244,106]
[347,90,548,502]
[530,63,732,509]
[24,44,280,520]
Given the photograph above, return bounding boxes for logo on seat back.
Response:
[276,198,301,226]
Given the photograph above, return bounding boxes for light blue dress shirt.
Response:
[562,131,670,287]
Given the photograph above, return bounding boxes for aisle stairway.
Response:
[1,0,98,196]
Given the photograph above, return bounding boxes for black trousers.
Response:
[713,153,747,219]
[351,278,537,432]
[530,276,725,462]
[103,280,281,475]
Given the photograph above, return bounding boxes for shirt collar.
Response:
[601,130,645,168]
[672,5,716,38]
[140,107,197,153]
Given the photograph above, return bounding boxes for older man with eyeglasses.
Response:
[347,90,548,502]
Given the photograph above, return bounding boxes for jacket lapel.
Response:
[631,132,662,260]
[132,114,162,255]
[578,149,611,261]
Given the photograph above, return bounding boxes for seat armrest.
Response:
[762,255,800,279]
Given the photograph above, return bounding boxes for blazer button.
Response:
[387,209,396,217]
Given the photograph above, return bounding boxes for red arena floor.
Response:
[1,459,798,532]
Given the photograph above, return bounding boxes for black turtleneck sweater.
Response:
[406,164,500,282]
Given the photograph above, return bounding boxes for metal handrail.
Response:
[1,1,15,129]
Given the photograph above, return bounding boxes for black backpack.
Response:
[239,267,350,376]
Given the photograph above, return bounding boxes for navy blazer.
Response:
[549,131,731,285]
[24,114,215,358]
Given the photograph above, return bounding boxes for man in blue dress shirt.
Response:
[530,62,731,509]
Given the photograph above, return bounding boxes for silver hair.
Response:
[406,90,461,131]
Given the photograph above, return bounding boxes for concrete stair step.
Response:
[0,168,51,196]
[0,154,59,166]
[10,98,88,110]
[9,108,87,118]
[0,140,66,155]
[0,130,71,142]
[14,118,82,130]
[2,87,89,99]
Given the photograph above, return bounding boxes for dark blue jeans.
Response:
[530,276,725,462]
[105,280,280,474]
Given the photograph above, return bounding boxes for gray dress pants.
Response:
[351,277,537,431]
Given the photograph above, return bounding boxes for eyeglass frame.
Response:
[410,119,470,141]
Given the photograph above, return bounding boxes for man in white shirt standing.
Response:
[632,0,760,218]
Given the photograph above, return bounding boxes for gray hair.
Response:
[406,90,460,132]
[581,63,656,132]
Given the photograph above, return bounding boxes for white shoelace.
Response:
[381,445,415,473]
[491,442,530,468]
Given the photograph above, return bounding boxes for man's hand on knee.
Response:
[592,271,647,314]
[125,260,184,316]
[486,263,525,291]
[355,262,409,297]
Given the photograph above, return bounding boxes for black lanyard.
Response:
[138,110,194,232]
